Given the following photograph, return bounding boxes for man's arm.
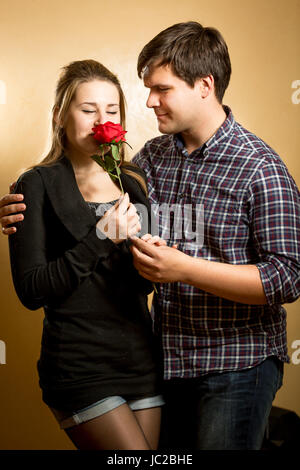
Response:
[131,159,300,307]
[0,183,26,234]
[130,238,267,305]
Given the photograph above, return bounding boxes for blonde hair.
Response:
[30,59,147,194]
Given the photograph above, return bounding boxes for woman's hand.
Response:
[96,193,141,244]
[138,233,178,249]
[140,233,166,246]
[0,183,26,235]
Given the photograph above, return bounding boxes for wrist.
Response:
[178,251,197,284]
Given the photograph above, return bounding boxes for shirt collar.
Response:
[205,105,235,150]
[174,133,191,157]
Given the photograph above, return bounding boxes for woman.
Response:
[7,59,164,450]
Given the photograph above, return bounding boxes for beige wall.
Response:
[0,0,299,450]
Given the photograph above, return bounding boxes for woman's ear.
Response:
[53,107,62,127]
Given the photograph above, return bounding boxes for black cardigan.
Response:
[9,156,161,411]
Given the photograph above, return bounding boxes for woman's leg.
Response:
[133,407,161,450]
[65,403,151,450]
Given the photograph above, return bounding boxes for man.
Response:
[1,22,300,450]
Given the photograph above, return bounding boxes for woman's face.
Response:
[63,79,121,160]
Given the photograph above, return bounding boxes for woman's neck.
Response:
[66,152,105,176]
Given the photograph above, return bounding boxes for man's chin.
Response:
[158,123,175,135]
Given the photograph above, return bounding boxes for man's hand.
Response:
[0,183,26,235]
[130,237,188,283]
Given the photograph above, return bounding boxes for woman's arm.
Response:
[9,170,117,310]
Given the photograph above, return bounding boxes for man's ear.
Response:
[197,75,214,99]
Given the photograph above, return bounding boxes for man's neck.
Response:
[181,104,227,154]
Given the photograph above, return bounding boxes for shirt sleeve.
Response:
[133,144,158,206]
[248,161,300,305]
[132,148,161,241]
[9,170,116,311]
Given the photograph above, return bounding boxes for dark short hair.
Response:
[137,21,231,103]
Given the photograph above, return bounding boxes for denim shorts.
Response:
[50,394,165,429]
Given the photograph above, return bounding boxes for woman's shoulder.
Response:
[12,167,46,202]
[16,167,43,186]
[14,159,66,195]
[16,158,67,185]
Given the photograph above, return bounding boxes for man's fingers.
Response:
[147,235,166,246]
[130,237,158,257]
[0,202,26,218]
[130,244,156,266]
[142,235,159,244]
[1,213,24,228]
[0,193,24,207]
[140,234,167,246]
[156,240,167,246]
[2,226,17,235]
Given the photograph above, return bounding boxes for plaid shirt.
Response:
[133,107,300,380]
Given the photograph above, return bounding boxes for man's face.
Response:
[143,63,204,136]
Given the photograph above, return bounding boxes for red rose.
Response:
[92,121,127,144]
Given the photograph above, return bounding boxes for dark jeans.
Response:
[159,356,283,450]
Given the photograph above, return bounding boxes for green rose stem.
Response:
[91,140,158,295]
[91,141,124,194]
